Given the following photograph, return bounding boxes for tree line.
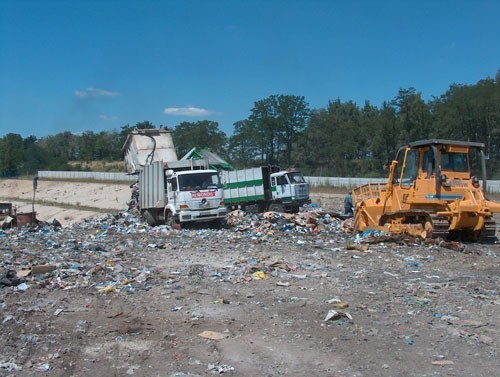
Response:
[1,72,500,178]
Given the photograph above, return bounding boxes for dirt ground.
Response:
[0,179,499,377]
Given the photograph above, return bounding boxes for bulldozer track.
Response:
[430,214,450,239]
[479,219,497,243]
[430,214,497,242]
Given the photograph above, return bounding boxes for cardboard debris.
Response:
[16,269,31,278]
[198,331,226,340]
[31,265,57,276]
[432,360,454,366]
[16,265,57,278]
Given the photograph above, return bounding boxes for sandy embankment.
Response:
[0,179,132,225]
[0,178,344,226]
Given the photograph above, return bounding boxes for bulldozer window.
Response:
[423,149,436,177]
[441,152,468,172]
[401,149,419,188]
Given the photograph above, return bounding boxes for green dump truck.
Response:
[222,166,310,213]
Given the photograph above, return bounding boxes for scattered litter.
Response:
[331,302,349,309]
[383,271,399,278]
[0,361,22,371]
[198,331,226,340]
[15,283,29,291]
[36,363,50,372]
[207,362,235,374]
[288,273,307,280]
[30,265,57,276]
[432,360,454,366]
[54,308,64,316]
[252,271,268,280]
[0,193,496,375]
[276,281,290,287]
[213,298,230,304]
[98,285,116,293]
[324,309,353,322]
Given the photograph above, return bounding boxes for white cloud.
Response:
[163,106,216,117]
[99,114,118,121]
[75,87,120,98]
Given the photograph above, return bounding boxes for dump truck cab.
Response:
[270,170,310,210]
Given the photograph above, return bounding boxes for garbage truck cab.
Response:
[269,170,310,211]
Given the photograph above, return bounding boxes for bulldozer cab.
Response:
[394,140,486,191]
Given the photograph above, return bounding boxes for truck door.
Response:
[271,174,291,200]
[271,176,278,200]
[166,176,178,205]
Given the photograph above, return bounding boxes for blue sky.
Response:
[1,0,499,139]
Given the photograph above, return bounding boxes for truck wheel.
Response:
[164,210,178,228]
[142,210,157,226]
[268,203,284,213]
[245,204,259,213]
[211,218,225,229]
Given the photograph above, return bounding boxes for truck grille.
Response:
[294,184,309,198]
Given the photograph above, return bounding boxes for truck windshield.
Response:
[178,172,221,191]
[286,172,306,184]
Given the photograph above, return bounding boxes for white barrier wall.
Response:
[37,171,137,182]
[36,171,500,194]
[304,176,500,194]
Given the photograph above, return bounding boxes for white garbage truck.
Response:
[222,166,310,213]
[139,160,227,226]
[122,128,226,226]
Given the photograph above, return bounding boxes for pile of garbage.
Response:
[1,204,479,297]
[225,209,347,238]
[1,208,344,292]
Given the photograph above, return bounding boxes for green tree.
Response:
[391,88,431,144]
[94,131,116,160]
[21,135,46,174]
[296,99,362,176]
[0,133,24,176]
[228,120,261,167]
[295,107,334,175]
[38,131,78,161]
[372,101,399,164]
[172,120,228,158]
[431,77,500,177]
[249,95,310,166]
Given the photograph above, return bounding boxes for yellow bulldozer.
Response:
[351,139,500,241]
